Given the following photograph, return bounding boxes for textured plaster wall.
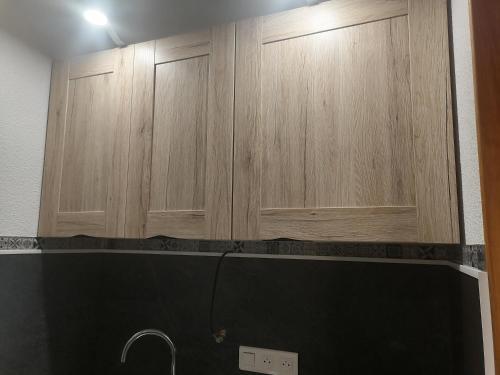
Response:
[0,30,51,236]
[450,0,485,244]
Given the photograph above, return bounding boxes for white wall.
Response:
[450,0,485,245]
[0,30,51,236]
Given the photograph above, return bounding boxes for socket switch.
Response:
[239,346,298,375]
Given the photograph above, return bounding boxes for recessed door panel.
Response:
[261,17,414,209]
[150,57,208,212]
[59,74,112,213]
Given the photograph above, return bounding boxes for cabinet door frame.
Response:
[233,0,459,243]
[38,47,134,237]
[125,24,235,239]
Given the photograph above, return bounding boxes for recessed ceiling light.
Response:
[83,9,108,26]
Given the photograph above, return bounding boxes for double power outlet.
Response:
[239,346,298,375]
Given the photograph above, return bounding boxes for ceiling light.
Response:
[83,9,108,26]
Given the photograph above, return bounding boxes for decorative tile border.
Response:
[448,244,486,271]
[0,236,39,250]
[0,236,485,270]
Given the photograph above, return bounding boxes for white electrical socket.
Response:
[239,346,298,375]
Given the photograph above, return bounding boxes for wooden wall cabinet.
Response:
[39,47,134,237]
[39,0,459,243]
[124,24,235,240]
[233,0,459,243]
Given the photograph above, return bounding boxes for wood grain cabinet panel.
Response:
[125,24,235,239]
[233,0,459,243]
[38,47,134,237]
[149,56,208,212]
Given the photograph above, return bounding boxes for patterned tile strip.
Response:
[0,236,39,250]
[448,244,486,271]
[0,236,485,270]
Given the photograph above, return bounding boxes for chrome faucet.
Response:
[121,329,176,375]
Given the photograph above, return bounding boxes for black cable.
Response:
[209,249,234,343]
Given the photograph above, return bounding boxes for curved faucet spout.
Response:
[121,329,176,375]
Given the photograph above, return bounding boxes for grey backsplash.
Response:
[0,253,485,375]
[0,236,486,270]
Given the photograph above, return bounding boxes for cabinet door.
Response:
[125,25,235,239]
[38,47,134,237]
[233,0,459,243]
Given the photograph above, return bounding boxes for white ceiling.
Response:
[0,0,308,58]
